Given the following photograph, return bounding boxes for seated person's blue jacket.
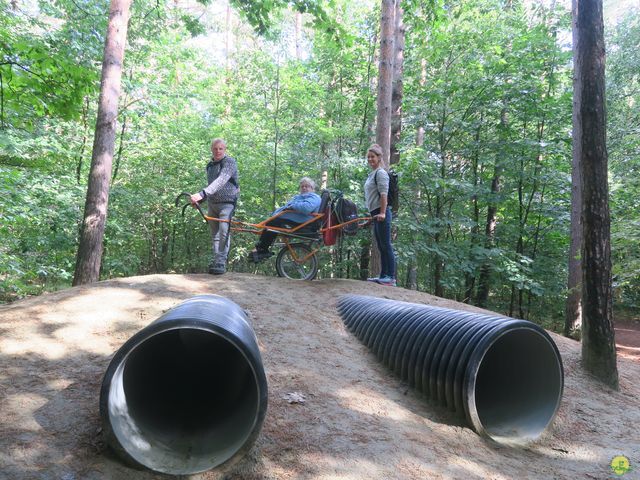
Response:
[274,192,322,224]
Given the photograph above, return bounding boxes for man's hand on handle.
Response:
[190,193,203,205]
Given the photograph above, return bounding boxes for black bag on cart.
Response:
[334,197,359,236]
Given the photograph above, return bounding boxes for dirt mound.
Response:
[0,273,638,479]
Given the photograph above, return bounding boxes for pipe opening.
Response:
[473,328,562,445]
[107,327,260,474]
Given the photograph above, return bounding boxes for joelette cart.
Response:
[176,190,370,280]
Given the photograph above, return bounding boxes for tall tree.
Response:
[565,115,582,337]
[563,0,582,337]
[370,0,396,278]
[606,13,640,309]
[476,105,507,308]
[295,11,303,60]
[227,2,233,63]
[572,0,618,388]
[73,0,131,285]
[375,0,395,166]
[390,0,405,166]
[565,0,583,337]
[475,0,516,309]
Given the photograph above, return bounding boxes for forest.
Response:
[1,0,638,335]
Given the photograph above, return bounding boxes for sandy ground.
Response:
[615,319,640,363]
[0,273,638,480]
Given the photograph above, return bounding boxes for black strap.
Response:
[374,169,385,198]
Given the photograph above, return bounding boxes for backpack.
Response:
[333,196,359,236]
[375,169,399,214]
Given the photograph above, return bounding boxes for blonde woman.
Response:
[364,144,396,286]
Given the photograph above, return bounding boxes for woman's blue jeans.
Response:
[371,207,396,279]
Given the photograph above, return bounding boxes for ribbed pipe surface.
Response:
[338,295,563,445]
[100,295,268,475]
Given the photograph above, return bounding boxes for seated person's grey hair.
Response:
[299,177,316,190]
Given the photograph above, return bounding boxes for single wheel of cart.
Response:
[275,242,319,280]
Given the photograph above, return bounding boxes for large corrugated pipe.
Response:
[100,294,268,475]
[337,295,563,445]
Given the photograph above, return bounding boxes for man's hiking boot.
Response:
[249,250,273,263]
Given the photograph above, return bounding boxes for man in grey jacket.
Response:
[190,138,239,275]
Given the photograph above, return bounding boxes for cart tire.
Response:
[275,244,318,280]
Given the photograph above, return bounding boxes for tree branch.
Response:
[119,96,146,113]
[112,114,128,182]
[68,0,103,18]
[0,70,4,128]
[143,0,161,20]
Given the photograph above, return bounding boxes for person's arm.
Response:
[190,157,237,204]
[376,193,388,221]
[203,157,236,197]
[285,193,321,214]
[374,169,390,221]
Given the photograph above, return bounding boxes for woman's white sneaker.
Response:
[377,276,396,286]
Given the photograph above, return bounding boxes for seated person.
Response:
[250,177,321,262]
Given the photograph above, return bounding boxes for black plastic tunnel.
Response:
[99,294,268,475]
[337,295,564,445]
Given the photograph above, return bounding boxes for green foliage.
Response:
[607,11,640,307]
[397,0,573,321]
[2,0,637,332]
[0,1,100,131]
[0,166,83,301]
[231,0,343,41]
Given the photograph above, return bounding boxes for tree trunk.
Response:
[370,0,395,278]
[407,56,425,290]
[358,29,377,153]
[375,0,395,167]
[226,2,233,68]
[476,106,507,308]
[73,0,131,286]
[405,258,417,289]
[415,58,427,146]
[433,151,445,298]
[390,1,404,166]
[295,11,303,60]
[111,113,127,182]
[526,185,547,320]
[573,0,618,389]
[359,238,371,280]
[75,96,90,184]
[565,169,582,336]
[566,25,583,337]
[223,1,233,116]
[464,123,482,303]
[271,63,281,212]
[369,227,381,279]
